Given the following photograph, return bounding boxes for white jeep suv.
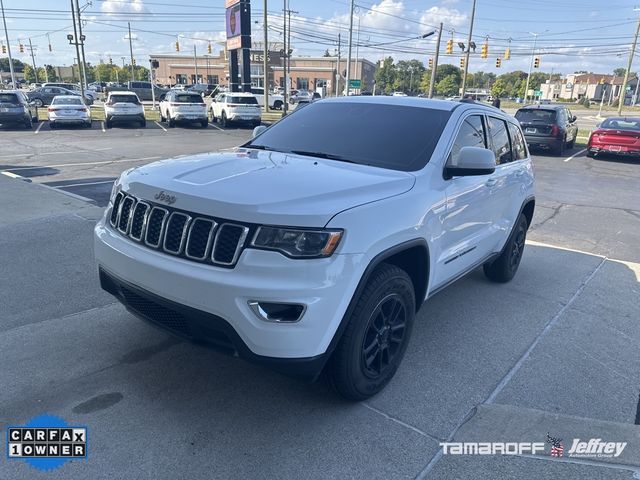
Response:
[95,97,535,400]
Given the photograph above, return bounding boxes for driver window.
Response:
[449,115,487,167]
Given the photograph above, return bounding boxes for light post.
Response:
[0,0,16,86]
[66,31,86,100]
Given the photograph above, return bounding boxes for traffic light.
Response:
[132,58,136,66]
[504,48,510,60]
[207,42,212,54]
[480,42,488,59]
[109,57,113,64]
[1,44,5,54]
[534,57,540,68]
[495,58,501,68]
[460,57,465,69]
[446,39,453,55]
[428,58,433,69]
[175,41,180,52]
[19,42,24,53]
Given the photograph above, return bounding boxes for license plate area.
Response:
[526,127,536,134]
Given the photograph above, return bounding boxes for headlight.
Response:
[251,226,343,258]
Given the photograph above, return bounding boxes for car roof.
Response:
[108,91,138,95]
[1,90,23,95]
[517,104,564,110]
[601,116,640,121]
[52,95,82,100]
[318,96,478,112]
[224,92,255,97]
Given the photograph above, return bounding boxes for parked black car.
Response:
[27,86,91,107]
[515,105,578,156]
[0,90,39,128]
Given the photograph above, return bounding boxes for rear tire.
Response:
[200,119,208,128]
[273,100,283,110]
[220,111,228,128]
[160,110,166,122]
[105,118,112,129]
[586,151,595,158]
[554,137,566,156]
[168,116,175,128]
[140,119,146,128]
[326,263,415,401]
[567,138,575,149]
[24,118,32,129]
[483,213,528,283]
[49,122,56,130]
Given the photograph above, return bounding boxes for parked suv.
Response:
[515,104,578,155]
[104,91,145,128]
[250,87,285,110]
[95,98,535,400]
[0,90,38,128]
[209,92,261,128]
[159,90,208,128]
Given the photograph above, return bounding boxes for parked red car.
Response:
[587,117,640,158]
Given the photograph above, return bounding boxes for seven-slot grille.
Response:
[109,191,249,268]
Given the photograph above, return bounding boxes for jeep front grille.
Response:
[109,192,250,268]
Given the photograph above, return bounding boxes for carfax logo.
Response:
[6,414,87,471]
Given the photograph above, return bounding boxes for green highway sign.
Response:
[349,79,361,88]
[534,90,541,97]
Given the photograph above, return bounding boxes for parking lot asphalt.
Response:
[1,123,639,479]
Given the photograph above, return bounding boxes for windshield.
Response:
[175,94,204,104]
[0,93,20,105]
[515,109,557,123]
[229,96,258,105]
[246,101,451,171]
[109,95,139,104]
[52,97,83,105]
[600,118,640,130]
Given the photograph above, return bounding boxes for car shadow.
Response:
[0,164,59,178]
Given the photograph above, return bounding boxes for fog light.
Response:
[248,301,306,323]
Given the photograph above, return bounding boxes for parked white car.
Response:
[48,95,91,129]
[95,97,535,400]
[159,90,208,128]
[209,92,261,128]
[250,87,285,110]
[104,91,145,128]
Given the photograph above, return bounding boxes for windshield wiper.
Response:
[244,144,277,151]
[288,150,358,164]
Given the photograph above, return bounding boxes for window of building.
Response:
[207,75,219,85]
[175,74,187,84]
[297,77,309,90]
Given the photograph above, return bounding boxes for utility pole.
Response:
[75,0,88,90]
[27,38,38,83]
[354,14,361,94]
[336,32,341,96]
[619,15,640,114]
[345,0,355,96]
[282,0,288,114]
[428,22,443,98]
[523,33,539,105]
[70,0,85,100]
[263,0,269,112]
[460,0,476,97]
[0,0,16,86]
[193,44,198,83]
[128,22,135,81]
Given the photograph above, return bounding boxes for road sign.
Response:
[349,79,361,88]
[534,90,541,97]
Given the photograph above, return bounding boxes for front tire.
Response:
[33,98,44,108]
[483,213,528,283]
[273,100,283,110]
[327,263,415,401]
[168,115,175,128]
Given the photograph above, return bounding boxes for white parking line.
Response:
[101,121,106,133]
[154,121,168,132]
[564,148,587,163]
[5,156,162,171]
[209,123,223,131]
[34,122,44,134]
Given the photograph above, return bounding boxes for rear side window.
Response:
[229,96,258,105]
[0,93,20,104]
[488,117,513,164]
[110,95,139,104]
[600,118,640,130]
[508,123,528,160]
[175,94,204,104]
[515,109,557,123]
[450,115,487,166]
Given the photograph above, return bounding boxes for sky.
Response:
[0,0,638,76]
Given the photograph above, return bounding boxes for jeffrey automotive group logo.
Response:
[6,414,87,471]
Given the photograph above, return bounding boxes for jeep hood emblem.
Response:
[154,191,177,205]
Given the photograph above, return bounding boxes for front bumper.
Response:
[94,218,364,374]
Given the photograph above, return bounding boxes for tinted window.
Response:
[0,93,20,104]
[508,122,528,160]
[174,94,204,104]
[450,115,486,166]
[488,117,513,164]
[246,102,452,171]
[110,95,139,104]
[228,96,258,105]
[515,109,557,123]
[52,97,82,105]
[600,118,640,130]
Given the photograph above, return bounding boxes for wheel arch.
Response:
[521,196,535,229]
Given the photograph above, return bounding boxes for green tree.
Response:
[392,59,426,94]
[0,57,25,72]
[23,64,36,83]
[436,74,460,96]
[374,56,396,94]
[491,77,508,98]
[44,65,57,82]
[613,68,626,77]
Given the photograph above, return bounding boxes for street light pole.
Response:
[193,44,198,83]
[523,32,539,105]
[69,0,85,100]
[75,0,88,90]
[0,0,16,86]
[460,0,476,97]
[27,38,38,83]
[128,22,135,81]
[428,23,443,99]
[618,14,640,115]
[345,0,355,96]
[263,0,269,112]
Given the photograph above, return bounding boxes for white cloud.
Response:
[420,6,467,29]
[101,0,150,15]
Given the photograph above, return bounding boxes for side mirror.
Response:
[29,101,37,107]
[572,115,577,122]
[159,94,166,101]
[444,147,496,179]
[252,125,267,138]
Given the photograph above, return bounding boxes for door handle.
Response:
[485,178,498,187]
